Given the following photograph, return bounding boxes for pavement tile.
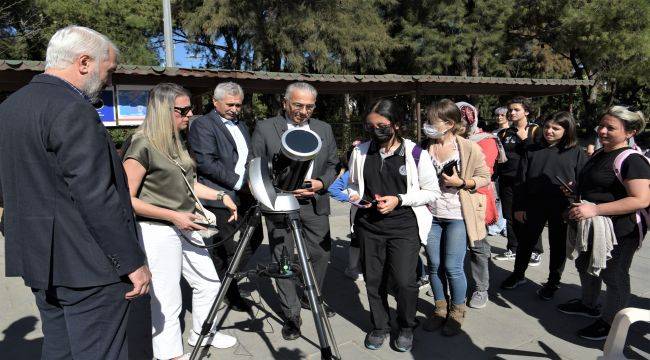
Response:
[2,202,649,359]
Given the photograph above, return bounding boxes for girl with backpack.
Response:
[557,106,650,340]
[347,99,440,352]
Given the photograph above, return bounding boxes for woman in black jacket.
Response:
[501,112,586,300]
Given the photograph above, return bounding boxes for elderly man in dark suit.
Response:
[252,82,338,340]
[0,26,150,360]
[188,82,263,312]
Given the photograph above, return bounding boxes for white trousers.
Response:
[138,221,221,360]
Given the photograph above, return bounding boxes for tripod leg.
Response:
[287,213,339,360]
[190,207,261,360]
[303,244,341,360]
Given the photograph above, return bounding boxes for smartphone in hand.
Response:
[555,175,574,194]
[441,160,458,176]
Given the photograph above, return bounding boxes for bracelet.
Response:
[396,194,403,207]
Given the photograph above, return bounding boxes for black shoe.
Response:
[227,296,253,312]
[394,328,414,352]
[536,283,559,301]
[500,274,526,289]
[557,299,601,318]
[364,330,388,350]
[578,318,611,340]
[281,317,302,341]
[299,296,336,318]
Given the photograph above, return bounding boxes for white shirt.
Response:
[286,119,314,179]
[220,115,248,191]
[429,145,463,220]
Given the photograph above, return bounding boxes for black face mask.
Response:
[370,126,394,143]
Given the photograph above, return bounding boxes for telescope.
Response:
[248,128,322,213]
[190,129,341,360]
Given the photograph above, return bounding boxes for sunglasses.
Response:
[174,106,193,117]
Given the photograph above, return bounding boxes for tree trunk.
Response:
[343,93,352,151]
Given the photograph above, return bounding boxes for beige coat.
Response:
[427,135,491,244]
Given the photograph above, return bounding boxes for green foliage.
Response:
[107,126,137,149]
[0,0,162,65]
[2,0,649,136]
[180,0,394,73]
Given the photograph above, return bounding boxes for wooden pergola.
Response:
[0,60,592,141]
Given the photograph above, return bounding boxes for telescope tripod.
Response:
[189,205,341,360]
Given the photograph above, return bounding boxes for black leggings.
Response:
[499,177,543,254]
[513,199,568,284]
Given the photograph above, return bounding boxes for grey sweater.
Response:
[567,201,618,276]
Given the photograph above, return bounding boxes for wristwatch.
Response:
[216,192,225,201]
[457,179,467,189]
[396,194,403,207]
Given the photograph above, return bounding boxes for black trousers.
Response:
[499,177,543,254]
[265,203,331,319]
[206,193,263,303]
[357,219,420,331]
[33,281,131,360]
[513,199,568,285]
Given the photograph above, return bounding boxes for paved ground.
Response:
[1,201,649,359]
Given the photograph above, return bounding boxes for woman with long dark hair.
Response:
[347,99,439,352]
[500,112,587,300]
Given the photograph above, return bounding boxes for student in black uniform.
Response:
[347,99,440,352]
[494,97,544,264]
[500,112,587,299]
[557,106,650,340]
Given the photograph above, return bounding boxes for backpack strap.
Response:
[412,145,423,166]
[613,149,650,247]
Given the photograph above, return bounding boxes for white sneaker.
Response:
[188,331,237,349]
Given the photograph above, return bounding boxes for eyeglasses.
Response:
[291,103,316,111]
[174,106,193,117]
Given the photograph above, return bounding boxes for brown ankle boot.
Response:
[423,300,447,332]
[442,303,466,336]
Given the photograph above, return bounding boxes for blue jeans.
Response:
[426,217,468,305]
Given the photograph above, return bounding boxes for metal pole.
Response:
[162,0,175,67]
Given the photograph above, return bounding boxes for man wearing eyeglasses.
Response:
[188,82,263,313]
[252,82,339,340]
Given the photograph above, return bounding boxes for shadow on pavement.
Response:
[0,316,42,359]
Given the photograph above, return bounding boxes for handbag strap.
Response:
[167,156,211,216]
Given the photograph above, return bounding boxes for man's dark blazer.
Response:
[0,74,145,290]
[251,115,338,216]
[188,110,254,208]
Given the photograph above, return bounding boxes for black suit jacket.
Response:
[252,115,338,216]
[0,74,145,290]
[188,110,253,208]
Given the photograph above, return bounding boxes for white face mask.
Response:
[423,123,447,139]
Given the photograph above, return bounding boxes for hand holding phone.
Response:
[555,175,576,194]
[442,160,459,177]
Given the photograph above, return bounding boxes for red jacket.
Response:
[474,132,499,225]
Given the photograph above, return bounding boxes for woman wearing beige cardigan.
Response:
[421,99,491,336]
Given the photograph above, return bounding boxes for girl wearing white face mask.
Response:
[421,99,491,336]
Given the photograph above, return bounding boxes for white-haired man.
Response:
[188,82,263,313]
[252,82,338,340]
[0,26,150,359]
